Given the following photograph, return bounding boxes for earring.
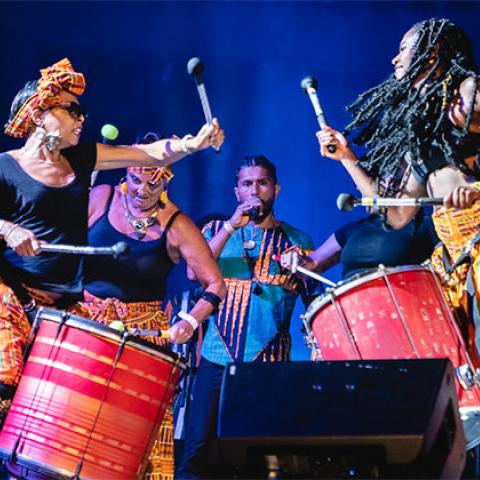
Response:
[160,191,168,203]
[119,177,128,195]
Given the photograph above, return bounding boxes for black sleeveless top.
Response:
[0,142,96,302]
[84,188,180,302]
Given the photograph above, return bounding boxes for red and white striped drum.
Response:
[303,265,480,449]
[0,308,186,479]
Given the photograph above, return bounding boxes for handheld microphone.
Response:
[300,75,336,153]
[39,241,129,259]
[336,193,444,212]
[187,57,220,153]
[248,206,260,220]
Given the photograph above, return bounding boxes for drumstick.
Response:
[109,321,171,339]
[300,76,336,153]
[39,242,129,258]
[273,254,337,288]
[187,57,220,153]
[337,193,443,211]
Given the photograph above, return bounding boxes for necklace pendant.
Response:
[243,240,256,250]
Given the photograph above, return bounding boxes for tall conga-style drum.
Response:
[0,308,186,479]
[303,265,480,449]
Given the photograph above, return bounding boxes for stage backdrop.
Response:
[0,1,479,359]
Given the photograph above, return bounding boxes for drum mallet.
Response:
[39,242,129,259]
[301,75,336,153]
[273,254,336,288]
[187,57,220,153]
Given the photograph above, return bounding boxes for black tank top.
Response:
[84,188,180,302]
[0,142,96,302]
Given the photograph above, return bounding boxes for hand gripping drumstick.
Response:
[300,76,336,153]
[273,254,337,288]
[187,57,220,153]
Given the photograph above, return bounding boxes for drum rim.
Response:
[0,450,73,480]
[304,264,432,327]
[35,307,187,370]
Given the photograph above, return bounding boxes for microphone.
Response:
[39,241,129,258]
[248,207,260,220]
[300,75,336,153]
[187,57,220,153]
[336,193,444,212]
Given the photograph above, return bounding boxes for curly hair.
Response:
[345,18,478,195]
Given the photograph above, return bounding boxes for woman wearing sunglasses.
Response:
[0,58,224,423]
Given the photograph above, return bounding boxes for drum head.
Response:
[35,307,187,370]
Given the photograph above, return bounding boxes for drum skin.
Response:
[0,310,185,479]
[306,266,480,410]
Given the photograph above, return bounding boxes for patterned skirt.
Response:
[81,291,174,480]
[0,279,87,424]
[431,202,480,367]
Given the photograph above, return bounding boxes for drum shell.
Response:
[0,308,186,479]
[305,266,480,410]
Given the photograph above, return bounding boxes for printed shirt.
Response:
[201,220,315,366]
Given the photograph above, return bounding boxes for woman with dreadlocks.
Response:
[318,18,480,364]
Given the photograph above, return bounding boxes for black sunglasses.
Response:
[51,102,88,120]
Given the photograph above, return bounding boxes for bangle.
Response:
[178,310,198,330]
[223,220,236,235]
[3,224,18,243]
[180,134,195,154]
[200,291,222,314]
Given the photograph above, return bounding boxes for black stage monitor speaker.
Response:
[218,359,466,479]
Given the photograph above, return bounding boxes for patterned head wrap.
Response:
[4,58,86,138]
[127,166,174,184]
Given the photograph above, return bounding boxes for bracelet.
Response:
[178,310,198,330]
[3,224,18,243]
[223,220,236,235]
[200,291,222,314]
[180,134,195,154]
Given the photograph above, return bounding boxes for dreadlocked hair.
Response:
[345,18,478,196]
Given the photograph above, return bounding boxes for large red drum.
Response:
[303,265,480,449]
[0,308,186,479]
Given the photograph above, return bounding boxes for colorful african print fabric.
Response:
[200,220,315,366]
[5,58,86,138]
[81,291,174,480]
[431,201,480,366]
[0,279,86,387]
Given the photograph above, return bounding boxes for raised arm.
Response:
[316,126,377,198]
[95,118,224,171]
[168,214,226,344]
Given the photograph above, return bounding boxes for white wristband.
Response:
[223,220,236,235]
[178,310,198,330]
[180,134,195,154]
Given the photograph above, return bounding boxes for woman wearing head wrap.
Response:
[80,133,225,479]
[317,19,480,365]
[0,58,224,420]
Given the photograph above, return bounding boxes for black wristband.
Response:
[200,291,222,314]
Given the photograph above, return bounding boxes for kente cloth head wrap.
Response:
[127,166,174,184]
[4,58,86,138]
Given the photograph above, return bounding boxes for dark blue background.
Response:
[1,1,479,358]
